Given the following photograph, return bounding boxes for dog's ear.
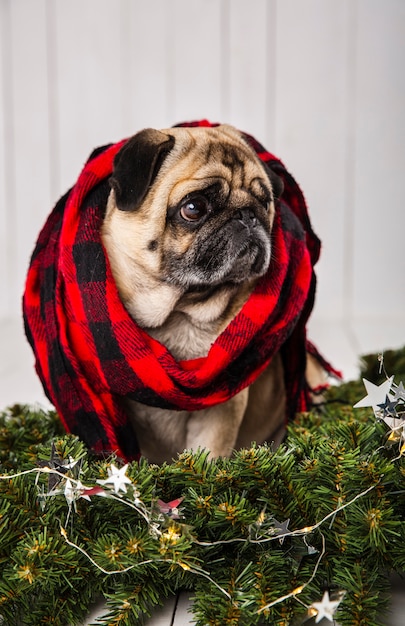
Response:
[263,163,284,200]
[110,129,175,211]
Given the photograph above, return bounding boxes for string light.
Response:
[1,461,345,613]
[60,524,232,600]
[258,535,326,613]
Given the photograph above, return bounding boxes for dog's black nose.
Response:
[234,208,257,227]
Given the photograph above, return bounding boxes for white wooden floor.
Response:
[84,594,194,625]
[0,315,404,624]
[84,575,405,625]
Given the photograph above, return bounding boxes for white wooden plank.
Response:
[264,0,277,146]
[121,0,175,133]
[388,575,405,626]
[351,0,405,319]
[44,0,61,203]
[144,595,178,625]
[0,318,49,408]
[274,0,351,320]
[169,0,223,125]
[80,599,106,625]
[54,0,128,196]
[227,0,270,143]
[98,585,405,626]
[8,0,53,318]
[82,595,177,625]
[0,0,12,318]
[349,317,404,361]
[172,592,194,625]
[308,315,360,382]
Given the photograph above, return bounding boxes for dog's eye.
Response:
[179,196,209,222]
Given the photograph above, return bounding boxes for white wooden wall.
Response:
[1,0,404,330]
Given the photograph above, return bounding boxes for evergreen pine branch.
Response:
[0,349,404,625]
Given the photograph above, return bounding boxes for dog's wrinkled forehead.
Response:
[163,126,265,179]
[158,126,271,205]
[110,125,283,212]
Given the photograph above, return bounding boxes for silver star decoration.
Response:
[392,381,405,402]
[273,518,290,544]
[97,463,132,494]
[310,590,341,623]
[63,478,92,505]
[354,376,394,414]
[38,441,80,492]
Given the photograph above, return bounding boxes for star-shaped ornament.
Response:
[310,590,341,623]
[43,478,104,506]
[157,497,184,519]
[38,441,81,491]
[63,479,94,505]
[273,518,290,544]
[392,381,405,402]
[97,463,132,494]
[377,395,398,418]
[354,377,394,414]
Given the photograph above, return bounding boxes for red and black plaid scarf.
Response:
[23,120,332,461]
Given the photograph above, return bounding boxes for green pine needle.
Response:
[0,348,404,625]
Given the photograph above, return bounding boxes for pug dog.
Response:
[101,124,320,464]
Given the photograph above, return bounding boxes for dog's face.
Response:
[102,125,283,323]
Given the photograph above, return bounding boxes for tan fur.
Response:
[101,125,323,463]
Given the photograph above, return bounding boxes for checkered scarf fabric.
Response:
[23,121,327,461]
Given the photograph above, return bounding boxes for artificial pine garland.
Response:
[0,349,404,626]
